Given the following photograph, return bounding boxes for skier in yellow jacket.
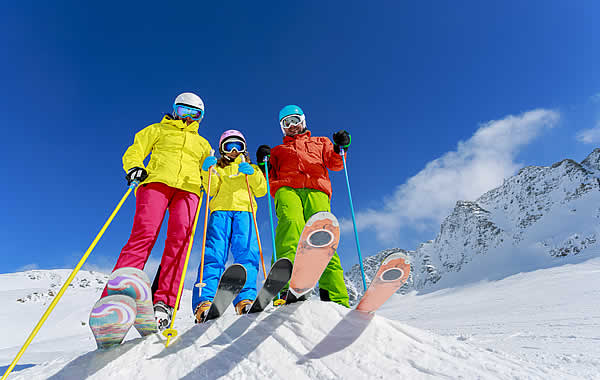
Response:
[101,92,212,330]
[192,130,267,321]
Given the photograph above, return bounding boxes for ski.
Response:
[285,211,340,304]
[202,264,247,322]
[247,257,293,314]
[106,267,158,336]
[355,252,411,313]
[89,294,137,350]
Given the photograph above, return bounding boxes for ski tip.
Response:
[305,211,339,227]
[382,251,411,265]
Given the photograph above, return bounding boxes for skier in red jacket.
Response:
[256,105,351,307]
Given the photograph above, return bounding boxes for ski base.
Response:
[89,294,137,350]
[286,211,340,301]
[106,267,157,336]
[202,264,247,322]
[356,252,411,313]
[247,258,293,314]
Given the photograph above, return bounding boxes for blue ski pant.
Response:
[192,210,259,312]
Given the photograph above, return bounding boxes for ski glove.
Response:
[238,162,254,175]
[333,130,351,154]
[202,156,217,171]
[126,167,148,186]
[256,145,271,163]
[256,145,272,174]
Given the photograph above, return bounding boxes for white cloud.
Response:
[349,109,560,241]
[576,122,600,144]
[591,93,600,103]
[18,263,40,272]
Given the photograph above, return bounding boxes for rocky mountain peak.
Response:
[345,149,600,300]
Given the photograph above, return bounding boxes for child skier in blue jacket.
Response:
[192,130,267,322]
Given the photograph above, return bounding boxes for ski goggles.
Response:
[173,104,204,120]
[222,139,246,153]
[280,114,305,129]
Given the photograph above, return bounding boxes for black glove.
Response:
[333,130,351,153]
[256,145,272,174]
[256,145,271,163]
[126,167,148,186]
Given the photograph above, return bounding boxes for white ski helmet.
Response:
[173,92,204,112]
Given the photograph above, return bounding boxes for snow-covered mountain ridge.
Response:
[345,148,600,298]
[9,270,108,305]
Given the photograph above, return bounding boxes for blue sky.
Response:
[1,2,599,282]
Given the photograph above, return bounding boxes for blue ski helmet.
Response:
[279,105,304,121]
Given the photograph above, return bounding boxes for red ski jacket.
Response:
[268,131,344,198]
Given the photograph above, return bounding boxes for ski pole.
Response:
[242,157,268,279]
[1,183,137,380]
[163,189,202,347]
[340,147,367,292]
[194,152,215,299]
[262,156,278,264]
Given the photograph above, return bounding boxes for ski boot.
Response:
[234,299,253,315]
[153,301,173,331]
[194,301,212,323]
[319,288,331,302]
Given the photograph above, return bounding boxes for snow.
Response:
[383,256,600,379]
[1,264,597,379]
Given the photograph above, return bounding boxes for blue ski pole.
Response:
[262,156,278,265]
[340,147,367,292]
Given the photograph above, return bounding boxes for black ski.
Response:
[203,264,247,322]
[247,258,293,314]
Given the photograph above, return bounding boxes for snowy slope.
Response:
[383,256,600,379]
[2,283,577,380]
[0,270,108,366]
[3,262,600,378]
[0,266,593,379]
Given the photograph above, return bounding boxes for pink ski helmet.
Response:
[219,129,247,154]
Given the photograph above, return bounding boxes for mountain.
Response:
[345,148,600,296]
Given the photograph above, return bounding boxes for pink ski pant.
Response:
[101,182,200,307]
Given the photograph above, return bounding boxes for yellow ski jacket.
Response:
[202,155,267,212]
[122,115,212,197]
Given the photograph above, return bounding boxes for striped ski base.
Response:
[89,295,136,350]
[107,267,158,336]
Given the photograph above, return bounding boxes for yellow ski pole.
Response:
[163,190,202,347]
[242,157,267,279]
[1,183,136,380]
[194,151,215,301]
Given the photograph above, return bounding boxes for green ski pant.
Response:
[274,186,350,308]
